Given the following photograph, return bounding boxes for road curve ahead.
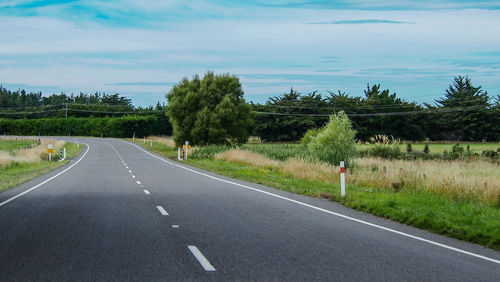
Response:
[0,138,499,281]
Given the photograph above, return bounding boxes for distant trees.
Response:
[252,89,329,142]
[251,76,499,142]
[434,76,492,141]
[166,72,253,146]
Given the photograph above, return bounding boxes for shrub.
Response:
[406,143,412,153]
[368,144,402,159]
[306,111,357,166]
[423,144,430,154]
[300,128,321,146]
[451,143,464,159]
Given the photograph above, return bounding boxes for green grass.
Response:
[0,142,83,193]
[129,138,500,250]
[0,139,37,151]
[185,158,500,250]
[358,142,500,154]
[241,143,303,161]
[126,138,178,158]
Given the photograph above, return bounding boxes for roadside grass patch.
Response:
[129,136,500,250]
[185,158,500,250]
[0,139,37,151]
[0,142,82,193]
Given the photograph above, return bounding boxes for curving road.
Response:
[0,137,499,281]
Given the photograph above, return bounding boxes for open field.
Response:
[0,139,82,193]
[0,139,37,151]
[132,136,500,250]
[357,142,500,154]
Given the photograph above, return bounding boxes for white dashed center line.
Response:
[172,225,179,228]
[132,175,136,178]
[144,190,150,195]
[188,246,216,271]
[136,181,141,185]
[156,206,169,216]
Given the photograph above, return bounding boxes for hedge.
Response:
[0,115,172,138]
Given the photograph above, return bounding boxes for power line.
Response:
[252,105,486,117]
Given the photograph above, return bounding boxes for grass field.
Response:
[357,142,500,153]
[131,136,500,250]
[0,139,37,151]
[0,141,83,193]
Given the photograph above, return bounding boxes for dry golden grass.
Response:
[147,136,176,149]
[215,149,500,205]
[0,138,65,167]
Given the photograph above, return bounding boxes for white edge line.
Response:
[126,141,500,265]
[0,143,90,208]
[188,245,216,271]
[156,205,169,216]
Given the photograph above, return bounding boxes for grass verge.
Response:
[129,139,500,250]
[0,142,83,193]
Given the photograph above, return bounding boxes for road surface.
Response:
[0,137,499,281]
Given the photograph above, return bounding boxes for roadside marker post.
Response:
[340,161,346,197]
[178,147,182,160]
[47,144,54,161]
[150,140,153,147]
[143,137,146,144]
[183,141,191,160]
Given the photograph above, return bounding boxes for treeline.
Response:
[252,76,500,141]
[0,87,132,108]
[2,76,499,142]
[0,86,165,119]
[0,116,172,138]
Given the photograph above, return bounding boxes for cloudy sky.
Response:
[1,0,499,107]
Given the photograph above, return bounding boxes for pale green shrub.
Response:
[307,111,357,166]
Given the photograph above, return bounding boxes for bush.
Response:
[300,128,321,146]
[306,111,357,166]
[406,143,412,153]
[423,143,430,154]
[368,145,402,159]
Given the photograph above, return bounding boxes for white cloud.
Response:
[1,5,500,106]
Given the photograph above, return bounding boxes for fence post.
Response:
[340,161,346,197]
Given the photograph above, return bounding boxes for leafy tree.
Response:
[166,72,252,146]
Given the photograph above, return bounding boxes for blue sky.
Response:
[1,0,499,107]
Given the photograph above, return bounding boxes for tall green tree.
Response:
[252,88,329,142]
[166,72,252,146]
[435,76,491,140]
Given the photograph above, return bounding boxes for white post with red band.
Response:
[340,161,346,197]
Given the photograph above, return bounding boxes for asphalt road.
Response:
[0,137,499,281]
